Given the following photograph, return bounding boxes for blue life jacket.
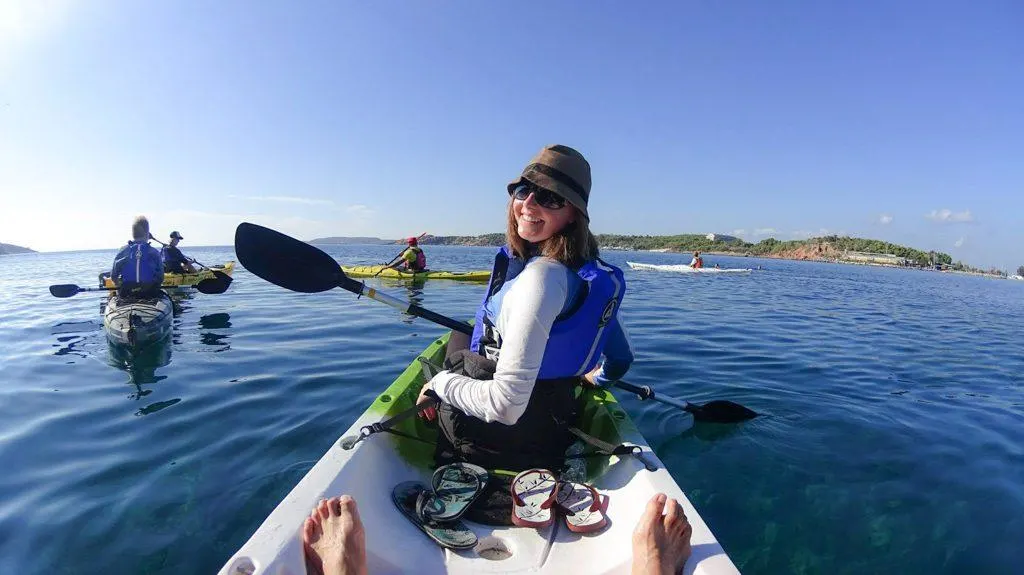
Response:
[116,241,162,284]
[470,247,626,379]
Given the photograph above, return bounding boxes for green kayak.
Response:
[218,332,738,574]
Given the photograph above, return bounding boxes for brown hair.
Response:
[505,201,599,269]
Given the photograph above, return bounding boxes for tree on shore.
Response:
[1018,265,1024,277]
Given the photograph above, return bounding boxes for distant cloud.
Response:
[732,229,746,236]
[877,214,893,225]
[345,204,374,217]
[229,194,334,206]
[954,236,965,248]
[753,228,777,236]
[925,209,974,223]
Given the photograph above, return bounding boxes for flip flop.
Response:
[510,468,559,528]
[392,481,478,550]
[418,462,488,523]
[555,480,609,533]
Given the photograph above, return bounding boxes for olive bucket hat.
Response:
[507,144,592,220]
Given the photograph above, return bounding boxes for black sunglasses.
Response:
[510,183,567,210]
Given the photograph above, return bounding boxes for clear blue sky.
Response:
[1,1,1021,269]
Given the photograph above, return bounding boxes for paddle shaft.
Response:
[149,234,211,270]
[610,380,694,412]
[148,233,232,293]
[342,276,688,407]
[343,278,474,335]
[63,285,117,295]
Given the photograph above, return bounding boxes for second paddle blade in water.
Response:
[690,400,759,423]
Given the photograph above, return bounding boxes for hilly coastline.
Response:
[308,232,1010,276]
[0,242,35,255]
[420,233,956,264]
[310,236,393,245]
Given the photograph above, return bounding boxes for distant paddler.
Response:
[689,251,704,269]
[387,236,428,272]
[111,216,164,298]
[160,231,197,274]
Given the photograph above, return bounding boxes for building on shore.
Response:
[705,233,741,243]
[843,251,907,266]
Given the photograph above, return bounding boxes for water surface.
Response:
[1,246,1022,574]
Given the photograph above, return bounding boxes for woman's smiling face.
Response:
[512,190,576,243]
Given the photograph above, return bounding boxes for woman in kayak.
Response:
[416,144,634,472]
[301,492,693,575]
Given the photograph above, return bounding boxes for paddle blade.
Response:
[234,222,344,293]
[194,275,231,294]
[49,284,83,298]
[687,400,758,423]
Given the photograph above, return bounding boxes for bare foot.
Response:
[631,493,693,575]
[302,495,368,575]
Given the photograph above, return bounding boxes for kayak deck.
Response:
[341,265,491,282]
[103,292,173,348]
[100,261,236,288]
[219,333,737,574]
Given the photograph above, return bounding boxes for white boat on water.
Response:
[627,261,753,274]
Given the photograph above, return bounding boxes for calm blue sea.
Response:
[1,245,1022,574]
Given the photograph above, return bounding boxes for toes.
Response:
[338,494,363,529]
[328,497,343,517]
[317,498,331,519]
[634,493,668,540]
[642,493,668,523]
[663,498,682,525]
[302,516,317,545]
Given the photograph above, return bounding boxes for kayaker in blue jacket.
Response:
[111,216,164,298]
[415,144,635,472]
[160,231,197,274]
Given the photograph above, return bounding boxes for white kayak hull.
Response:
[627,262,753,274]
[103,292,173,347]
[218,335,739,575]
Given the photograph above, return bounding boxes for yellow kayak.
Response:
[101,261,236,288]
[341,265,490,282]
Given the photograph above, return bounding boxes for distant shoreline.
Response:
[0,242,35,255]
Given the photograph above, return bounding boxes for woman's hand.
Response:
[416,381,438,422]
[581,364,603,388]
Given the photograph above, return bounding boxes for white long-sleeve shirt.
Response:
[429,256,633,425]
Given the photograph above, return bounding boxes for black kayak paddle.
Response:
[49,276,229,298]
[234,222,758,424]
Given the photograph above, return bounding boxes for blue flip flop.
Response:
[418,462,489,523]
[392,481,478,550]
